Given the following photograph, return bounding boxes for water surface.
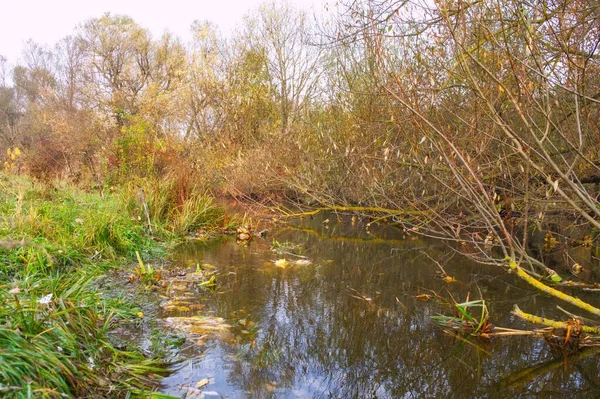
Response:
[159,214,600,398]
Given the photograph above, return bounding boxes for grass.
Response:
[0,172,228,397]
[431,298,492,337]
[122,178,234,237]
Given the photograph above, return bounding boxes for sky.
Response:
[0,0,324,66]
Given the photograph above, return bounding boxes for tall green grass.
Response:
[0,173,222,397]
[123,178,233,236]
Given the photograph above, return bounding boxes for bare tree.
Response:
[244,1,324,133]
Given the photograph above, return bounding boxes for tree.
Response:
[243,1,323,133]
[78,13,152,127]
[0,55,19,147]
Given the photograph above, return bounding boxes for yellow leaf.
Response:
[264,383,276,393]
[196,378,210,388]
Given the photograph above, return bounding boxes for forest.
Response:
[1,0,599,397]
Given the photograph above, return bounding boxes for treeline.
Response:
[1,0,599,270]
[0,4,326,196]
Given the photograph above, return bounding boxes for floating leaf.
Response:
[443,276,456,283]
[196,378,210,388]
[264,383,276,393]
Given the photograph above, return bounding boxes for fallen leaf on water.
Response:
[264,382,276,392]
[443,276,456,283]
[196,378,210,388]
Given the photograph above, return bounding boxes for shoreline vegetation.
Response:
[0,0,599,395]
[0,173,231,397]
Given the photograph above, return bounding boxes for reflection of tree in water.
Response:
[172,228,600,397]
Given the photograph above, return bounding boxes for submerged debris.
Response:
[510,305,600,352]
[236,226,252,241]
[164,316,232,345]
[160,299,206,313]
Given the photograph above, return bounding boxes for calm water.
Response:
[158,214,600,398]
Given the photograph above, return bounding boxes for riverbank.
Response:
[0,173,231,398]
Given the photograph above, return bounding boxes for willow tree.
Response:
[77,13,153,128]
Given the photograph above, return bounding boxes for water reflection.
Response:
[159,216,600,398]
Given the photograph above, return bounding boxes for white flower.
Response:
[38,293,53,305]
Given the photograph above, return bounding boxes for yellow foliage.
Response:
[4,147,21,171]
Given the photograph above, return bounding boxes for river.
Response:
[156,213,600,398]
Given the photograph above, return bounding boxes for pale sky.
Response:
[0,0,325,66]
